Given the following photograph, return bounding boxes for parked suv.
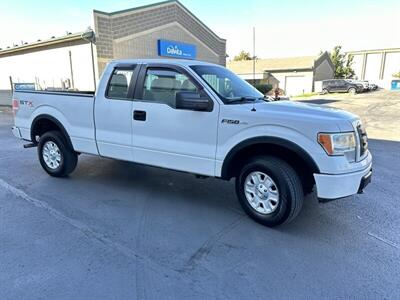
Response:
[322,79,364,94]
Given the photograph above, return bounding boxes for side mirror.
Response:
[176,91,213,111]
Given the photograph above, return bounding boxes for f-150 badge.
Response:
[221,119,240,124]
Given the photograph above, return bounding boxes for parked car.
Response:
[350,80,377,92]
[322,79,364,94]
[11,59,372,227]
[357,80,370,92]
[368,82,378,91]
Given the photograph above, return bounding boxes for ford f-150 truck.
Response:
[12,59,372,226]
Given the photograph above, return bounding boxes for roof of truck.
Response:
[109,58,220,67]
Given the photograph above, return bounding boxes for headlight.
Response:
[318,132,356,158]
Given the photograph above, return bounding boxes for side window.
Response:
[201,74,233,98]
[141,68,198,107]
[106,68,135,99]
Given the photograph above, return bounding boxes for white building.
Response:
[227,52,334,96]
[346,48,400,89]
[0,0,226,106]
[0,32,97,105]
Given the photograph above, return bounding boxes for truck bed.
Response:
[13,90,98,155]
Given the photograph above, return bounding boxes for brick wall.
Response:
[94,1,226,74]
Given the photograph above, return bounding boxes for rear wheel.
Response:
[38,131,77,177]
[235,156,304,227]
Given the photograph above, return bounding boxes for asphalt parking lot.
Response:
[1,91,399,299]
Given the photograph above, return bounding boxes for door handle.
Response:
[133,110,146,121]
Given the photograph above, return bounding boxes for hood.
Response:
[257,100,358,121]
[228,100,359,132]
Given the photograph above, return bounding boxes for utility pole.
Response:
[90,42,96,92]
[9,76,13,92]
[253,26,256,85]
[81,29,97,92]
[68,50,75,89]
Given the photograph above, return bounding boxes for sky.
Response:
[0,0,399,60]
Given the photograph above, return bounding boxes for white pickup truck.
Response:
[12,59,372,226]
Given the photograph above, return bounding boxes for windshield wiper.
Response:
[226,96,258,104]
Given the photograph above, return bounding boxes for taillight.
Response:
[12,99,19,116]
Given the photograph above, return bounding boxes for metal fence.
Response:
[0,90,12,106]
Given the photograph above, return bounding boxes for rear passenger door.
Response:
[131,64,219,176]
[94,64,139,161]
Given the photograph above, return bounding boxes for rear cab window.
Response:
[106,66,136,99]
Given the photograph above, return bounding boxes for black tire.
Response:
[235,156,304,227]
[37,131,77,177]
[348,87,356,94]
[322,88,328,95]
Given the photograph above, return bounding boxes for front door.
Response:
[131,64,219,176]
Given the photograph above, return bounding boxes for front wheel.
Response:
[38,131,78,177]
[235,156,304,227]
[322,88,328,95]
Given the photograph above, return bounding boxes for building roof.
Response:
[0,30,93,57]
[345,47,400,55]
[94,0,225,42]
[228,53,327,74]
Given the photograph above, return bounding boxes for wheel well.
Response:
[222,142,319,193]
[31,116,73,150]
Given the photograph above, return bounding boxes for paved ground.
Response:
[294,89,400,141]
[0,97,399,299]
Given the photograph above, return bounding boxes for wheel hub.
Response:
[42,141,61,170]
[257,184,269,197]
[244,171,280,215]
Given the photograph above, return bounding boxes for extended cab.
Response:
[12,59,372,226]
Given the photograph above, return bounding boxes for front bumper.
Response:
[12,126,22,139]
[314,162,372,200]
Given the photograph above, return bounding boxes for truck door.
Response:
[131,64,219,176]
[336,80,347,92]
[94,64,139,161]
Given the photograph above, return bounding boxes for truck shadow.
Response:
[69,138,397,240]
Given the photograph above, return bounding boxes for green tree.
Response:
[233,50,252,61]
[329,46,355,79]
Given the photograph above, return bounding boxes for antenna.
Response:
[253,26,255,85]
[251,26,256,112]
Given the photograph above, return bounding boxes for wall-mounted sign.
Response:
[157,39,196,59]
[14,83,35,91]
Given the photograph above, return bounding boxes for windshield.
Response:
[190,65,264,103]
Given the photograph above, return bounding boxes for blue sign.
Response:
[14,83,35,91]
[391,80,400,90]
[157,39,196,59]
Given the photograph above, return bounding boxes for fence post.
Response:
[9,76,14,92]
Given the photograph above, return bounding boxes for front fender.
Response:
[216,124,324,177]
